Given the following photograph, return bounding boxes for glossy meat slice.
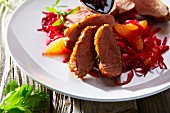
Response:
[64,14,115,50]
[109,0,170,22]
[131,0,170,22]
[94,24,122,78]
[69,26,98,78]
[131,0,169,17]
[65,7,95,27]
[109,0,135,16]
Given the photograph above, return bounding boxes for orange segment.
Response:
[124,23,138,30]
[139,20,147,29]
[114,23,143,50]
[114,23,133,37]
[129,35,143,50]
[42,38,72,56]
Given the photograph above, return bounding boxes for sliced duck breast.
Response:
[109,0,170,22]
[109,0,135,16]
[69,26,98,78]
[94,24,122,78]
[64,14,115,50]
[131,0,169,17]
[131,0,170,22]
[65,7,95,27]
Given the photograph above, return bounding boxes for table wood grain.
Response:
[0,1,170,113]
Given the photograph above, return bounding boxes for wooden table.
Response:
[1,1,170,113]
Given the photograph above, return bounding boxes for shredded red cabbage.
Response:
[38,12,65,45]
[114,20,169,85]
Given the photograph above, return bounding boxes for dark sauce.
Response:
[81,0,115,14]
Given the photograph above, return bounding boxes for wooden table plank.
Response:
[137,89,170,113]
[78,100,137,113]
[52,94,137,113]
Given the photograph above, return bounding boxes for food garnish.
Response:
[42,37,72,56]
[0,80,49,113]
[38,0,169,85]
[38,0,79,44]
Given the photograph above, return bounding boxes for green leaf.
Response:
[0,84,33,110]
[24,92,49,111]
[25,85,34,96]
[45,0,81,28]
[7,107,25,113]
[34,88,40,95]
[46,6,57,13]
[16,84,33,97]
[1,90,25,110]
[57,5,67,8]
[65,6,79,15]
[4,80,19,96]
[0,80,49,113]
[0,0,4,4]
[52,17,63,26]
[15,106,32,113]
[55,0,60,5]
[0,109,4,113]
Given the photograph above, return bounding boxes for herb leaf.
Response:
[52,16,64,26]
[4,80,19,96]
[7,107,25,113]
[24,92,49,111]
[46,6,58,13]
[55,0,60,5]
[65,7,79,15]
[0,109,4,113]
[45,0,79,27]
[52,18,62,26]
[0,81,50,113]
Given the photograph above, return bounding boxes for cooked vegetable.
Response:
[113,19,169,85]
[114,19,169,83]
[0,80,49,113]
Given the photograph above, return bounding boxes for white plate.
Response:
[5,0,170,102]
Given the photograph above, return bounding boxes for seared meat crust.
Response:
[64,14,115,50]
[65,7,95,27]
[69,26,98,78]
[94,24,122,78]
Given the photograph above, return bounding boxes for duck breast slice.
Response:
[94,24,122,78]
[131,0,169,17]
[69,26,98,78]
[65,7,95,27]
[109,0,135,16]
[131,0,170,22]
[64,14,115,50]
